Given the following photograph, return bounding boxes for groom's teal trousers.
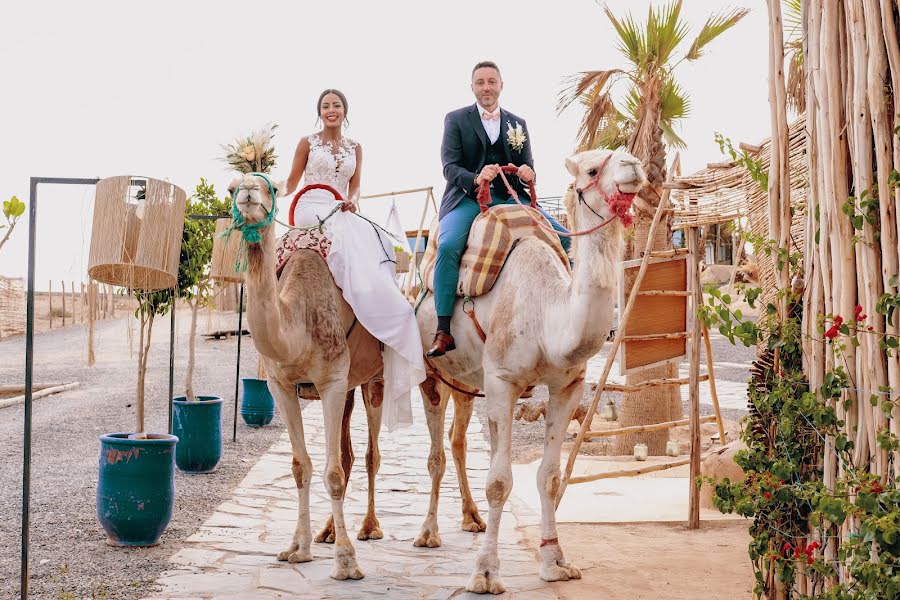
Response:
[433,191,571,316]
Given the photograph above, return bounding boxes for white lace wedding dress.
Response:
[290,134,425,431]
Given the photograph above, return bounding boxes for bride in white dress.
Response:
[283,89,425,431]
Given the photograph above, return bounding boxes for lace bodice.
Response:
[304,134,358,197]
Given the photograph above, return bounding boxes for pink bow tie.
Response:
[481,111,499,121]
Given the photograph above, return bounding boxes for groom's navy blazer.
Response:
[439,103,534,220]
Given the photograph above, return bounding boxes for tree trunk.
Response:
[184,299,199,401]
[135,311,155,434]
[615,112,682,455]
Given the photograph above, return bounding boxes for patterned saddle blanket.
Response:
[418,204,570,298]
[275,228,332,275]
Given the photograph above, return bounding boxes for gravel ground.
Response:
[0,308,285,600]
[474,327,756,464]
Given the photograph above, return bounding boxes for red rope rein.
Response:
[287,184,344,226]
[477,159,636,237]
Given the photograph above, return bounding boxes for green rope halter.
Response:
[220,172,278,272]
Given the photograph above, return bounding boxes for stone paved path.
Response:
[147,390,560,599]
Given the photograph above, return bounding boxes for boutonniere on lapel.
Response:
[506,121,526,152]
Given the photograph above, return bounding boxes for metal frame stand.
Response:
[233,283,244,443]
[22,177,99,599]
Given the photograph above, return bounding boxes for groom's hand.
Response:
[475,164,501,186]
[515,164,535,183]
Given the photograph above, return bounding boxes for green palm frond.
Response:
[686,6,750,60]
[604,5,647,67]
[647,0,690,67]
[659,77,690,122]
[659,120,688,150]
[783,0,802,37]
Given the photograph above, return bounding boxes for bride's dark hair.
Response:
[317,89,349,126]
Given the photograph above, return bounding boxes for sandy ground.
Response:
[0,306,284,600]
[521,521,754,600]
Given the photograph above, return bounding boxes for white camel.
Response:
[416,149,646,593]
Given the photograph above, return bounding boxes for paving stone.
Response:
[147,393,558,600]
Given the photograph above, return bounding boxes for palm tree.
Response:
[559,1,748,455]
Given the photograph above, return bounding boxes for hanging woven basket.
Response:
[210,217,245,284]
[88,176,186,291]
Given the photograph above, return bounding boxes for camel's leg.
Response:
[537,379,583,582]
[466,376,520,595]
[414,376,451,548]
[316,389,355,544]
[449,391,486,533]
[358,377,384,541]
[270,381,314,564]
[318,374,364,580]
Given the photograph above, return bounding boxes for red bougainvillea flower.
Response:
[854,305,864,320]
[825,325,840,340]
[763,491,772,499]
[834,315,844,326]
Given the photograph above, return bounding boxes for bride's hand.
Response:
[341,201,358,213]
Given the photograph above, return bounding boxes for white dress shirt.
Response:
[478,103,502,144]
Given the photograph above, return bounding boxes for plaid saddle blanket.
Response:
[275,228,332,275]
[419,204,570,298]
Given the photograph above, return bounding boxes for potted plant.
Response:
[172,179,231,473]
[97,286,177,546]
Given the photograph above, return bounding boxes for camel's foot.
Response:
[539,545,582,582]
[461,507,486,533]
[276,545,312,564]
[331,543,364,580]
[315,517,335,544]
[466,554,505,595]
[413,518,442,548]
[357,514,383,541]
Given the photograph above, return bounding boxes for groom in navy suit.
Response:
[427,61,571,357]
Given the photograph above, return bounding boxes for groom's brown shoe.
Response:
[426,331,456,358]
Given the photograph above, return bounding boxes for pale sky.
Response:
[0,0,773,290]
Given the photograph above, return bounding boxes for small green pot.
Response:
[96,433,177,547]
[240,377,275,427]
[172,396,223,473]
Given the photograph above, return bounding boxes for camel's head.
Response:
[227,173,286,225]
[564,149,646,227]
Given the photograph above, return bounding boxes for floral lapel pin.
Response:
[506,121,526,152]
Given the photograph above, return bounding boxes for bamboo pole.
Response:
[109,285,115,318]
[637,290,692,297]
[70,281,75,326]
[0,382,81,410]
[557,156,677,508]
[60,280,66,327]
[879,0,900,473]
[0,383,67,394]
[585,415,718,439]
[567,445,730,484]
[48,281,53,329]
[406,188,436,298]
[602,373,709,393]
[702,324,727,444]
[80,282,85,323]
[359,186,434,200]
[688,226,703,529]
[643,248,689,259]
[622,332,690,342]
